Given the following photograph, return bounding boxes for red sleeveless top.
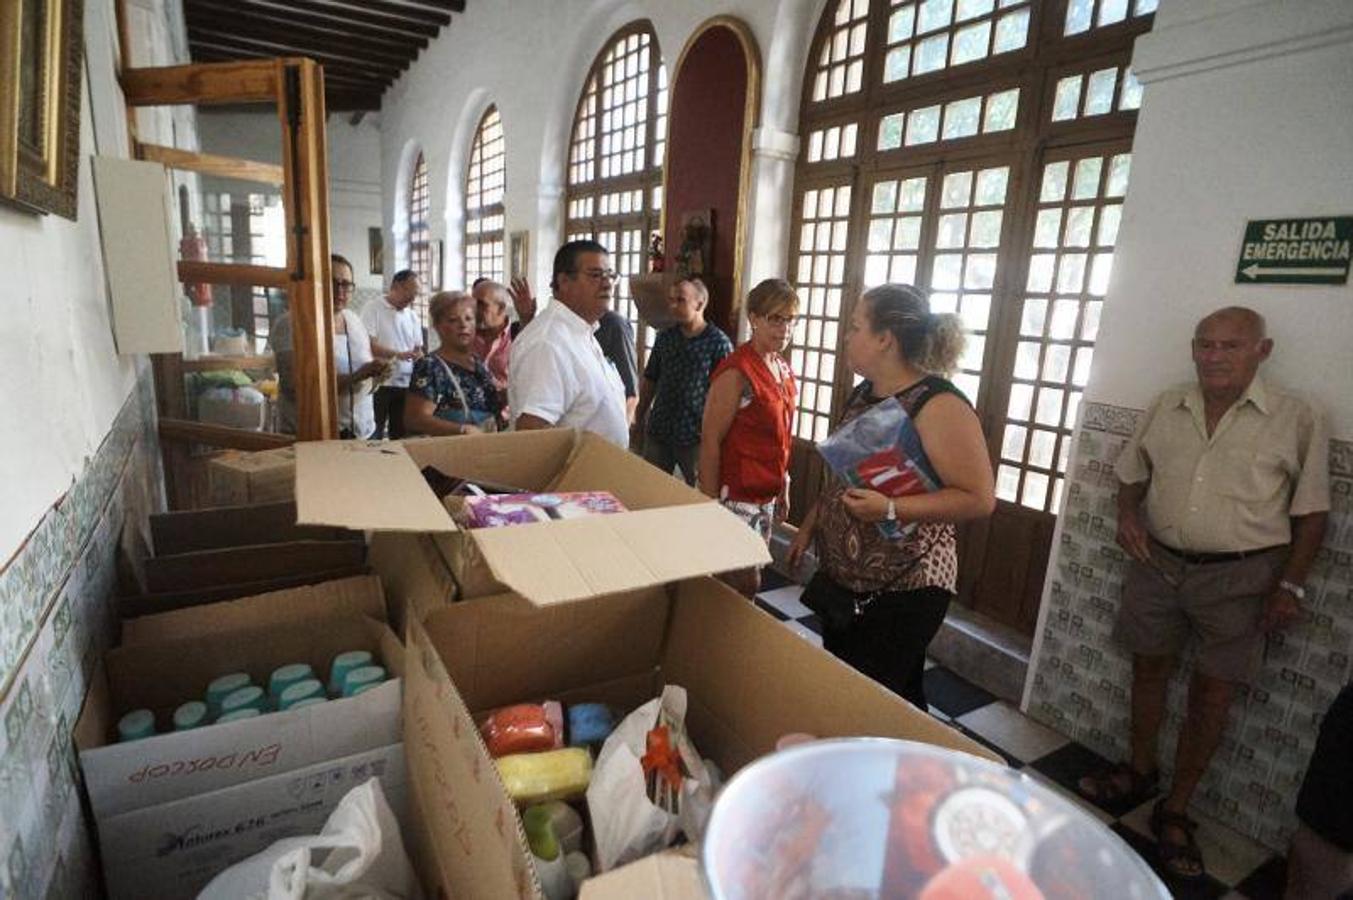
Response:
[711,343,797,504]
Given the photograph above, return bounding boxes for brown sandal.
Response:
[1076,762,1159,808]
[1150,800,1206,882]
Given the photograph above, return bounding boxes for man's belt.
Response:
[1150,537,1285,565]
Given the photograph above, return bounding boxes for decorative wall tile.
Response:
[1026,400,1353,851]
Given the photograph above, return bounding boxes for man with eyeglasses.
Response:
[1077,306,1328,884]
[507,240,629,447]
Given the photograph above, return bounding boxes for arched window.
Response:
[564,24,668,362]
[465,106,506,284]
[792,0,1155,630]
[408,151,432,326]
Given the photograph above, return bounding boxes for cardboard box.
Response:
[100,743,407,900]
[296,429,772,604]
[117,565,371,619]
[140,539,367,594]
[75,576,405,898]
[402,579,1001,900]
[149,500,359,556]
[209,446,296,506]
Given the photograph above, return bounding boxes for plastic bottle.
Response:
[216,708,261,723]
[173,701,208,731]
[117,709,155,742]
[268,663,315,701]
[288,697,327,710]
[206,673,252,714]
[564,852,591,892]
[341,665,386,697]
[278,678,325,710]
[534,801,585,855]
[523,805,575,900]
[220,685,267,716]
[328,650,374,695]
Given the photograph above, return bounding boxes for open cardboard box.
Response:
[209,445,297,506]
[402,578,1001,900]
[75,575,405,899]
[295,429,772,606]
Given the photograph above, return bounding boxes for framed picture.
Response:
[0,0,85,219]
[368,227,384,275]
[509,230,529,281]
[430,238,444,290]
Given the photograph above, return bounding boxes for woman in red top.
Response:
[699,278,799,595]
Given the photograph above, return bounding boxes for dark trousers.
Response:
[642,437,699,486]
[372,386,408,439]
[821,586,951,709]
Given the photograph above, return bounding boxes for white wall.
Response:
[1088,0,1353,435]
[378,0,828,303]
[0,0,189,564]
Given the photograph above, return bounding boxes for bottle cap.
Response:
[288,697,327,710]
[328,650,374,695]
[220,685,267,715]
[117,709,155,742]
[206,673,252,712]
[279,678,324,709]
[216,708,261,723]
[172,701,208,731]
[341,665,386,697]
[269,663,315,700]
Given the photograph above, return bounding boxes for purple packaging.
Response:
[464,491,627,529]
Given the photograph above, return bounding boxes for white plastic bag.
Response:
[586,685,714,872]
[197,778,420,900]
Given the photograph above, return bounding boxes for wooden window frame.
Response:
[465,105,506,285]
[408,150,431,326]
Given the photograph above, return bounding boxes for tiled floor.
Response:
[754,577,1289,899]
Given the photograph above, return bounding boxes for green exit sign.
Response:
[1236,217,1352,285]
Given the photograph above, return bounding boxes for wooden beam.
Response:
[212,0,440,39]
[186,13,416,66]
[187,45,386,90]
[158,418,295,451]
[184,0,428,51]
[187,28,403,79]
[313,0,450,27]
[122,60,279,106]
[138,142,285,185]
[384,0,463,9]
[177,260,291,288]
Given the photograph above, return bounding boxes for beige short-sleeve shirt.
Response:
[1116,377,1329,553]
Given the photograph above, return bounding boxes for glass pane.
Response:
[964,254,997,289]
[1085,68,1118,115]
[1057,253,1087,292]
[1052,76,1082,121]
[918,0,956,33]
[943,97,982,138]
[1040,161,1069,202]
[1089,252,1114,295]
[960,293,990,330]
[864,254,889,287]
[1029,429,1056,468]
[1049,298,1079,339]
[1106,153,1132,197]
[1034,209,1062,248]
[1063,206,1094,247]
[1081,301,1102,340]
[1065,390,1083,429]
[1097,204,1122,246]
[970,210,1002,247]
[889,254,919,284]
[1027,254,1055,292]
[932,253,963,289]
[868,218,894,252]
[1015,341,1041,379]
[941,171,973,208]
[895,216,923,249]
[1098,0,1129,26]
[1073,347,1094,387]
[930,292,959,313]
[1022,471,1049,509]
[879,112,905,149]
[1065,0,1093,34]
[885,46,913,83]
[1120,69,1143,110]
[1008,381,1034,420]
[1136,0,1159,13]
[871,181,897,214]
[952,21,992,66]
[1042,344,1071,381]
[900,177,928,211]
[937,213,968,248]
[959,333,986,370]
[906,105,941,144]
[1001,423,1028,462]
[890,5,917,42]
[992,7,1030,53]
[958,0,996,19]
[1020,298,1047,336]
[974,167,1009,205]
[984,88,1019,131]
[997,464,1020,502]
[1073,157,1103,199]
[915,34,950,74]
[1036,388,1064,426]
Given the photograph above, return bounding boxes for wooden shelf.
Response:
[180,354,276,372]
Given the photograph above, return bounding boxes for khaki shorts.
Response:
[1112,545,1285,683]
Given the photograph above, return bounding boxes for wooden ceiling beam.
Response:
[213,0,440,40]
[188,43,393,92]
[185,1,427,54]
[187,14,414,67]
[308,0,449,28]
[187,28,403,80]
[325,92,384,112]
[382,0,464,10]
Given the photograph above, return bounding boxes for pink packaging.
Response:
[463,491,628,529]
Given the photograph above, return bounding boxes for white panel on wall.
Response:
[92,157,182,355]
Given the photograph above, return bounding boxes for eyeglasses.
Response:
[763,313,798,328]
[574,268,618,283]
[333,280,356,292]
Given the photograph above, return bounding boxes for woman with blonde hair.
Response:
[404,291,503,435]
[699,278,800,595]
[788,284,995,707]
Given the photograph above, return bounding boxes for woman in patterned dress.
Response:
[404,291,504,436]
[788,284,995,707]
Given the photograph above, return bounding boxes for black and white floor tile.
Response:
[754,579,1289,900]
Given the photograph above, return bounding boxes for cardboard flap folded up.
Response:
[296,441,454,532]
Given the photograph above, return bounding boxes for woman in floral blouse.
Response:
[404,291,504,436]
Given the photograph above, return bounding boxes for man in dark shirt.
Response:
[595,308,640,424]
[635,278,732,484]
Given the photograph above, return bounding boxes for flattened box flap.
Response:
[474,505,771,607]
[296,441,455,532]
[580,851,705,899]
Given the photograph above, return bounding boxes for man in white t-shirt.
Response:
[361,269,424,438]
[508,240,629,446]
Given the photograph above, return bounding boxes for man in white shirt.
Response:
[508,240,629,446]
[360,269,424,438]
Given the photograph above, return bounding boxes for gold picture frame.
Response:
[0,0,85,219]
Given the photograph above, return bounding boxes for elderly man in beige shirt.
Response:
[1078,306,1329,883]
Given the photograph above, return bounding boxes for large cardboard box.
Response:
[208,445,297,506]
[402,579,1001,900]
[75,575,404,899]
[296,429,772,606]
[149,500,358,556]
[140,539,367,594]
